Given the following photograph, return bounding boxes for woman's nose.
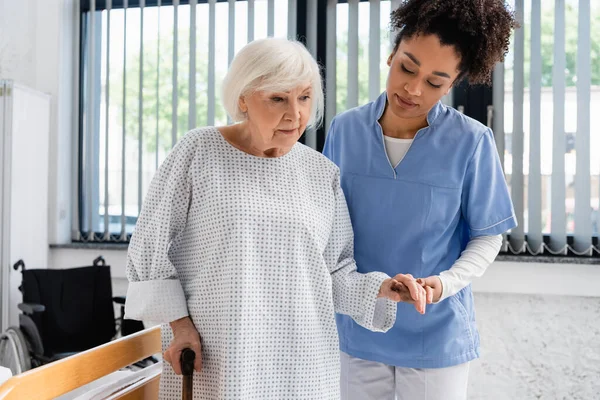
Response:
[285,100,301,121]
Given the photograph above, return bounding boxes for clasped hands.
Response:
[378,274,443,314]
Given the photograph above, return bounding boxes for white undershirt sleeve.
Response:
[436,234,503,302]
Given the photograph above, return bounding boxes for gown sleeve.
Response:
[324,170,397,333]
[124,133,198,324]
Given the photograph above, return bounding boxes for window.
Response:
[77,0,404,242]
[78,0,293,240]
[500,0,600,255]
[78,0,600,258]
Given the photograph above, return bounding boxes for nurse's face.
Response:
[385,34,461,120]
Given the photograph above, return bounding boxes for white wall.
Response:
[0,0,76,246]
[0,0,37,88]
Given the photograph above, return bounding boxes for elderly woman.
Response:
[124,38,425,400]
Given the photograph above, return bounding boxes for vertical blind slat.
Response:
[389,0,401,50]
[248,0,254,42]
[155,0,161,171]
[104,0,111,239]
[493,63,505,168]
[138,0,145,217]
[267,0,274,37]
[227,0,235,125]
[120,0,128,239]
[325,0,337,132]
[189,0,197,130]
[171,0,179,148]
[528,0,543,252]
[72,2,82,241]
[368,0,380,102]
[87,0,96,239]
[492,62,507,251]
[287,0,296,40]
[347,0,359,110]
[574,0,592,253]
[304,0,318,149]
[551,0,567,252]
[207,0,216,125]
[306,0,317,56]
[228,0,235,66]
[509,0,525,251]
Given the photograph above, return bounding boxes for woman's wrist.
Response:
[169,316,194,333]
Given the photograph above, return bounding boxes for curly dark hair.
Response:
[390,0,519,85]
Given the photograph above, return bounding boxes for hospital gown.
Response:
[124,127,397,399]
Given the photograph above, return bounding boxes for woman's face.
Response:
[240,83,313,153]
[386,34,461,120]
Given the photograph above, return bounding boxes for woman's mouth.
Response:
[278,128,298,135]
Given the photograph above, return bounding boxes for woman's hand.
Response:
[378,273,427,314]
[163,316,203,375]
[417,276,443,304]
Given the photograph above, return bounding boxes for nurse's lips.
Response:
[395,94,418,110]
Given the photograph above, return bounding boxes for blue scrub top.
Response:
[323,92,517,369]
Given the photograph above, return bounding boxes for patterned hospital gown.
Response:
[124,127,396,399]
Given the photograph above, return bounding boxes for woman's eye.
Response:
[271,97,284,102]
[401,64,415,74]
[300,95,311,101]
[428,82,443,89]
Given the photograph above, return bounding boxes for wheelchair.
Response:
[0,256,146,376]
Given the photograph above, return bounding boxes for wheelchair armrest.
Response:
[113,296,126,305]
[18,302,45,314]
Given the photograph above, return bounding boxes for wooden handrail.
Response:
[0,326,161,400]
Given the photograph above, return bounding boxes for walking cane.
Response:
[180,348,196,400]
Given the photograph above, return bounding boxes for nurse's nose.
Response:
[404,81,422,97]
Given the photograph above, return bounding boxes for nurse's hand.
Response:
[416,276,443,304]
[378,274,427,314]
[164,316,203,375]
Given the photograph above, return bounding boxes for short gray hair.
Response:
[221,38,324,129]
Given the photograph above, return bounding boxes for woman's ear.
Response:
[238,96,248,113]
[387,52,394,67]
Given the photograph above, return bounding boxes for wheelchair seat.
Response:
[1,256,147,374]
[18,257,117,362]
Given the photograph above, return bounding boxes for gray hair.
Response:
[221,38,324,129]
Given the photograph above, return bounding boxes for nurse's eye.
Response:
[401,64,415,74]
[428,81,443,89]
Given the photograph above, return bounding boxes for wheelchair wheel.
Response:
[0,327,31,375]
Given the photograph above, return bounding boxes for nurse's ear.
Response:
[387,52,395,67]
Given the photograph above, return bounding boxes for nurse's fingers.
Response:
[390,281,427,314]
[424,285,434,304]
[393,274,423,303]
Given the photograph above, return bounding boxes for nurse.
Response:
[323,0,519,399]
